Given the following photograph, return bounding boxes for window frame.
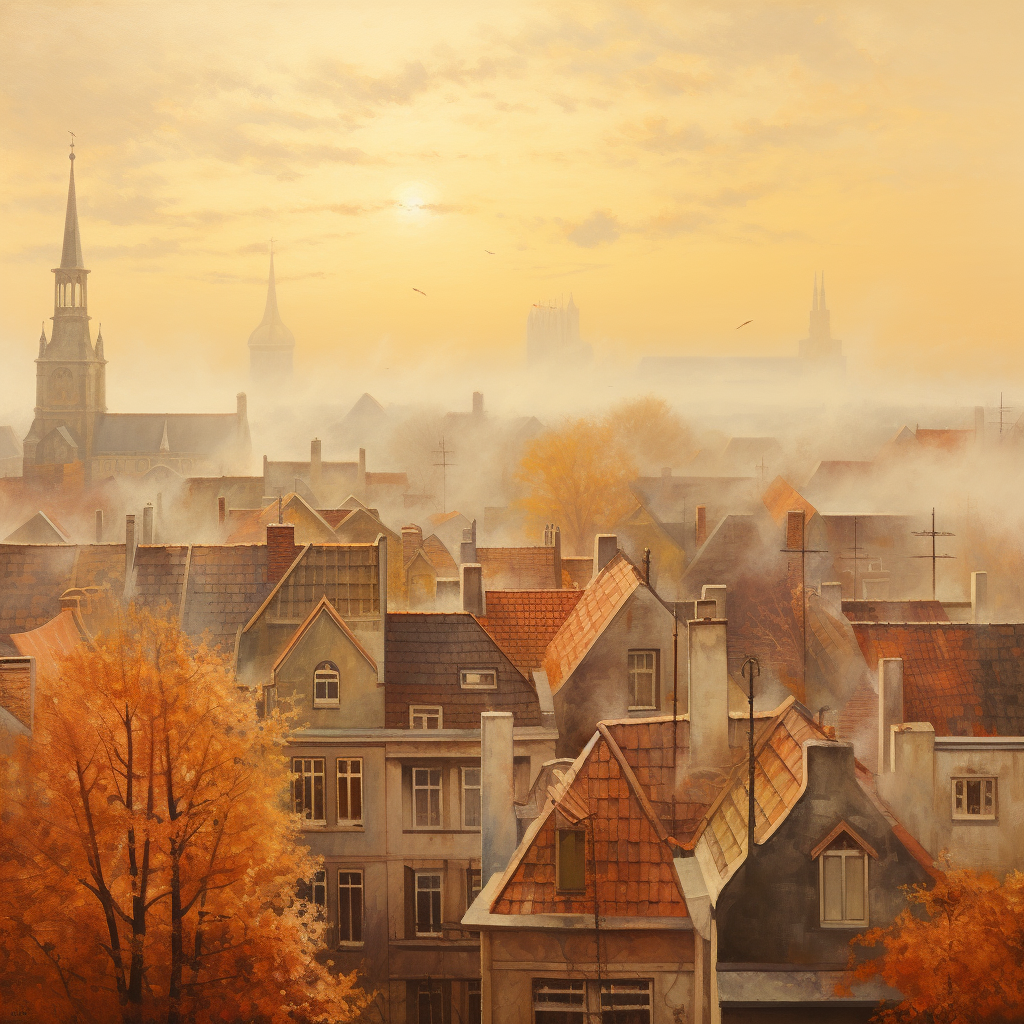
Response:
[337,869,364,946]
[601,980,653,1023]
[292,757,326,824]
[818,848,869,928]
[555,827,587,893]
[460,668,497,690]
[313,660,341,709]
[410,705,443,730]
[951,776,997,821]
[412,766,443,829]
[627,649,659,711]
[461,765,482,830]
[312,869,327,920]
[467,867,482,909]
[414,871,444,937]
[336,757,363,826]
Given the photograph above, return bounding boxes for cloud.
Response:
[566,211,622,248]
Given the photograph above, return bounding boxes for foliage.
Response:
[603,396,695,474]
[513,415,636,555]
[0,604,368,1024]
[838,864,1024,1023]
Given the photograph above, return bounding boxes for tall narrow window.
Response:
[556,829,587,892]
[292,757,325,822]
[533,980,585,1023]
[337,870,363,945]
[467,980,482,1024]
[312,870,326,917]
[411,705,442,730]
[952,777,996,820]
[461,766,482,829]
[337,758,363,824]
[314,661,341,708]
[415,872,443,936]
[819,842,869,927]
[415,980,447,1023]
[467,868,482,908]
[413,768,443,828]
[628,651,657,710]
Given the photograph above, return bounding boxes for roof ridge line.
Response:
[595,722,670,843]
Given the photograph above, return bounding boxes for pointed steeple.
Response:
[159,418,170,453]
[95,324,104,359]
[819,272,827,310]
[248,244,295,380]
[38,322,47,357]
[61,147,85,270]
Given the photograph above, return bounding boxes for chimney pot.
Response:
[461,563,485,616]
[267,523,297,584]
[693,599,717,620]
[695,505,707,549]
[460,520,478,564]
[552,525,562,587]
[481,712,517,882]
[124,515,137,596]
[593,534,617,576]
[786,509,805,551]
[236,392,247,420]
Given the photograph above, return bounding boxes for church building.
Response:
[23,148,251,486]
[247,248,295,380]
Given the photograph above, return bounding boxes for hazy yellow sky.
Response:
[1,0,1022,389]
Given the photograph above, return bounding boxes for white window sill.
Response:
[820,921,869,929]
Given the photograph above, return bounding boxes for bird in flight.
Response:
[413,288,427,296]
[485,250,495,255]
[736,320,753,329]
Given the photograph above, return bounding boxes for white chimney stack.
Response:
[481,712,517,881]
[593,534,617,576]
[971,571,988,623]
[687,619,730,770]
[701,584,726,620]
[877,658,904,774]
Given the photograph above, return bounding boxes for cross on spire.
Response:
[68,130,76,153]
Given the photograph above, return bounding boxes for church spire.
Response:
[819,272,827,310]
[247,242,295,380]
[38,322,47,357]
[61,141,85,270]
[262,249,280,323]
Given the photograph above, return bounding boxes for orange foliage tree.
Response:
[603,396,695,475]
[514,416,636,555]
[839,865,1024,1023]
[0,604,367,1024]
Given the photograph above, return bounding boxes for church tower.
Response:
[799,272,843,365]
[23,143,107,483]
[247,248,295,381]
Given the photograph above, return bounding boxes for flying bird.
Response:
[736,320,753,329]
[485,250,495,255]
[413,288,427,296]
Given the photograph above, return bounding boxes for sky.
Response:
[1,0,1022,407]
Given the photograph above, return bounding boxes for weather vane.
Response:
[68,130,76,155]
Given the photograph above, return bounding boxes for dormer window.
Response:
[460,669,496,690]
[812,822,876,929]
[313,661,340,707]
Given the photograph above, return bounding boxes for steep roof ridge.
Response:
[595,722,670,843]
[240,543,312,634]
[271,595,378,677]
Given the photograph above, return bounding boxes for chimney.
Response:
[804,740,856,800]
[877,658,904,774]
[236,391,247,430]
[267,523,297,585]
[402,524,423,566]
[435,578,461,611]
[593,534,617,576]
[971,571,988,623]
[95,509,103,543]
[218,496,226,526]
[310,439,322,495]
[357,448,367,495]
[461,563,485,616]
[687,619,730,770]
[472,391,484,418]
[125,514,137,595]
[142,503,154,545]
[262,453,269,490]
[377,532,388,618]
[693,599,717,620]
[819,581,842,618]
[701,584,726,620]
[881,722,937,855]
[974,405,985,445]
[552,525,562,587]
[481,712,517,881]
[460,519,478,564]
[695,505,707,549]
[786,509,805,551]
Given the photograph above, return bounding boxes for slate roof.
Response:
[384,612,540,728]
[264,543,380,623]
[476,589,584,674]
[842,600,949,623]
[93,413,240,456]
[543,552,644,692]
[181,545,272,650]
[132,546,190,614]
[851,622,1024,737]
[73,545,126,592]
[761,476,816,524]
[0,544,79,633]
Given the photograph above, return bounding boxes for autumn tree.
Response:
[514,416,636,555]
[603,396,695,475]
[0,603,367,1024]
[839,865,1024,1023]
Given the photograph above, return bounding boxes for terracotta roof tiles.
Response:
[843,600,949,623]
[476,589,583,674]
[761,476,816,525]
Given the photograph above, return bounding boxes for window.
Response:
[313,661,340,707]
[533,980,585,1023]
[312,870,326,918]
[819,842,869,927]
[467,980,481,1024]
[411,705,443,730]
[556,829,586,892]
[628,651,657,710]
[415,872,443,936]
[414,980,448,1023]
[292,757,325,822]
[952,777,996,820]
[413,768,443,828]
[601,981,652,1024]
[460,669,496,690]
[462,767,482,829]
[337,758,363,824]
[467,868,482,908]
[337,870,363,945]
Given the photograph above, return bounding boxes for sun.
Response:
[394,181,435,220]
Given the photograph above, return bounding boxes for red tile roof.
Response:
[10,608,91,680]
[543,553,643,692]
[915,428,972,453]
[842,600,949,623]
[761,476,816,525]
[476,589,584,674]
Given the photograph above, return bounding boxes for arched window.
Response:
[313,661,340,707]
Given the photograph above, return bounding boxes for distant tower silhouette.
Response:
[526,293,590,364]
[248,246,295,380]
[799,272,843,365]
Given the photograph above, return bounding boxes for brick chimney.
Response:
[402,524,423,566]
[877,658,904,774]
[481,711,517,882]
[593,534,617,576]
[786,509,805,551]
[311,439,322,495]
[95,509,103,543]
[552,525,562,587]
[687,618,730,770]
[124,515,137,597]
[695,505,707,549]
[461,563,485,616]
[267,523,298,584]
[218,496,226,526]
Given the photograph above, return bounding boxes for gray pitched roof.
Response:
[93,413,240,456]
